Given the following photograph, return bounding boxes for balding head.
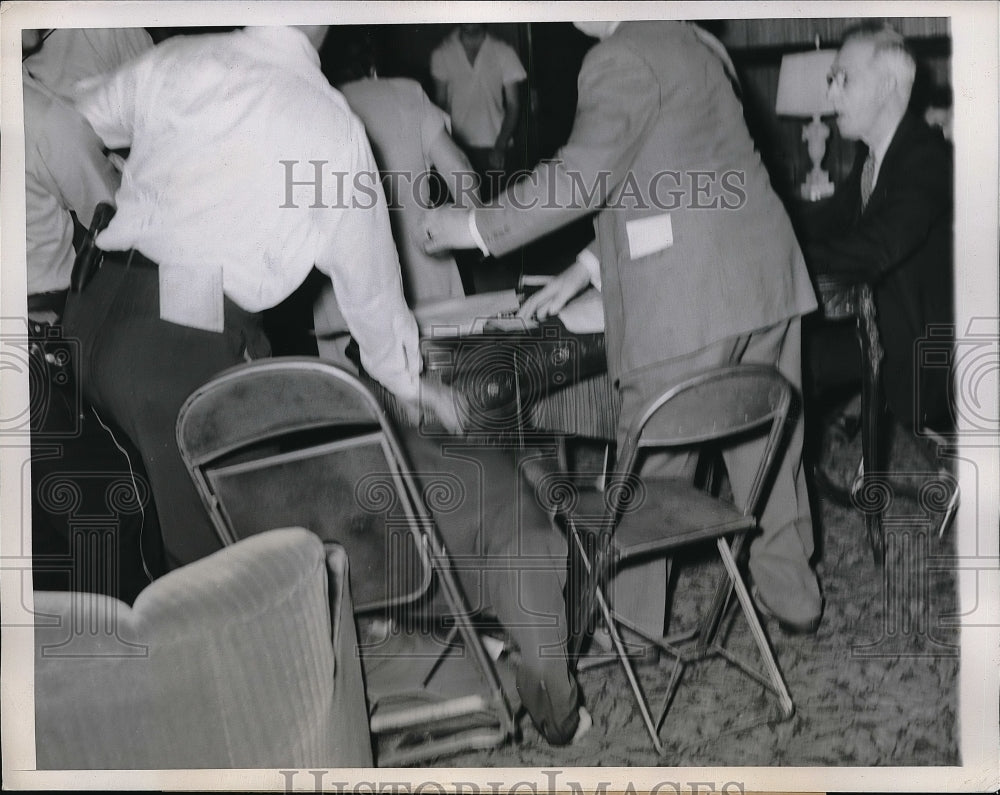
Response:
[828,24,916,145]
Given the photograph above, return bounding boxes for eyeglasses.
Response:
[826,68,848,90]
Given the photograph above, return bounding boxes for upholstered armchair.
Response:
[34,527,372,769]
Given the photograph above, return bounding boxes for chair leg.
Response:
[716,538,794,719]
[568,520,612,665]
[594,582,665,755]
[698,532,746,650]
[654,653,685,734]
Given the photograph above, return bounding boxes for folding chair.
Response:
[176,357,516,765]
[565,364,796,754]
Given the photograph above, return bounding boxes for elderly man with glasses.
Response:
[810,24,954,437]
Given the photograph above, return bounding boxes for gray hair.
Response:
[843,23,917,98]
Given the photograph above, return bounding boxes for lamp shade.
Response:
[775,49,837,117]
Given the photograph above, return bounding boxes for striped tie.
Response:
[860,151,876,211]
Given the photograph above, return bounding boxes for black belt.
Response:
[106,249,159,270]
[27,290,68,316]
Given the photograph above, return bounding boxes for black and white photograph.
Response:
[1,1,997,792]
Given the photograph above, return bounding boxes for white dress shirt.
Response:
[74,26,421,400]
[868,122,897,189]
[24,71,119,296]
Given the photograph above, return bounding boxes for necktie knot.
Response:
[860,151,876,210]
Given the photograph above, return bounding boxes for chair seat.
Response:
[572,479,755,560]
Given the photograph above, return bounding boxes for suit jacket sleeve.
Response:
[808,129,953,280]
[476,38,659,257]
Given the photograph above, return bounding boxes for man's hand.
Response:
[516,259,592,321]
[487,145,506,172]
[421,207,476,254]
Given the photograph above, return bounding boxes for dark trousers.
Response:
[396,428,580,744]
[29,317,164,604]
[62,252,270,570]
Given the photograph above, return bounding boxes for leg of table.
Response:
[853,284,886,564]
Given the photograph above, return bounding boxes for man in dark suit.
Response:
[810,24,954,432]
[423,20,823,634]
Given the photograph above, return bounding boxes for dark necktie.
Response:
[860,151,876,211]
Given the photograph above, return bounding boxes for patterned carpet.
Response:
[429,413,961,768]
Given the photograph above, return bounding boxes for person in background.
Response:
[430,23,526,200]
[23,71,118,323]
[313,32,478,361]
[809,24,953,438]
[423,19,824,636]
[22,26,154,101]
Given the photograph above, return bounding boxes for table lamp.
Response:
[776,47,838,201]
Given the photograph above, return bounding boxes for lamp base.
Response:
[800,169,835,202]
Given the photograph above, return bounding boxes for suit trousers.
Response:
[396,428,581,745]
[614,316,821,627]
[62,253,271,571]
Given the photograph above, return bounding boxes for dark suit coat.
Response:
[809,113,954,427]
[475,21,817,386]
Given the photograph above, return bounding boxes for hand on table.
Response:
[421,207,476,255]
[516,259,592,321]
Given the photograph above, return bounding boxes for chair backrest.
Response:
[615,364,794,520]
[34,528,372,769]
[176,357,433,614]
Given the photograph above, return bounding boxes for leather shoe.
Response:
[751,584,822,635]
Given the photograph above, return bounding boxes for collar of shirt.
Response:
[242,26,321,73]
[868,114,903,187]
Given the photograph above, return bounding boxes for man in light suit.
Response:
[424,20,822,634]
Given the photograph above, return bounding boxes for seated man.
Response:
[66,25,583,746]
[808,24,954,436]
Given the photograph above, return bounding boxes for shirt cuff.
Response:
[577,248,602,291]
[468,210,491,257]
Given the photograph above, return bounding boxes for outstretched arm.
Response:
[427,127,482,209]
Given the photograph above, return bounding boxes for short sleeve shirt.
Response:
[430,31,526,148]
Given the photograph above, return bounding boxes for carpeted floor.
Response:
[428,410,961,768]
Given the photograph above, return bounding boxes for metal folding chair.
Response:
[565,364,796,754]
[176,357,516,765]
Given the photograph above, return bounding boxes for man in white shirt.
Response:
[431,24,526,198]
[64,25,456,568]
[62,26,585,744]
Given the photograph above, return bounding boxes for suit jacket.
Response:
[809,113,954,426]
[475,21,817,385]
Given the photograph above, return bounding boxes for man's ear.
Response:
[874,68,896,103]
